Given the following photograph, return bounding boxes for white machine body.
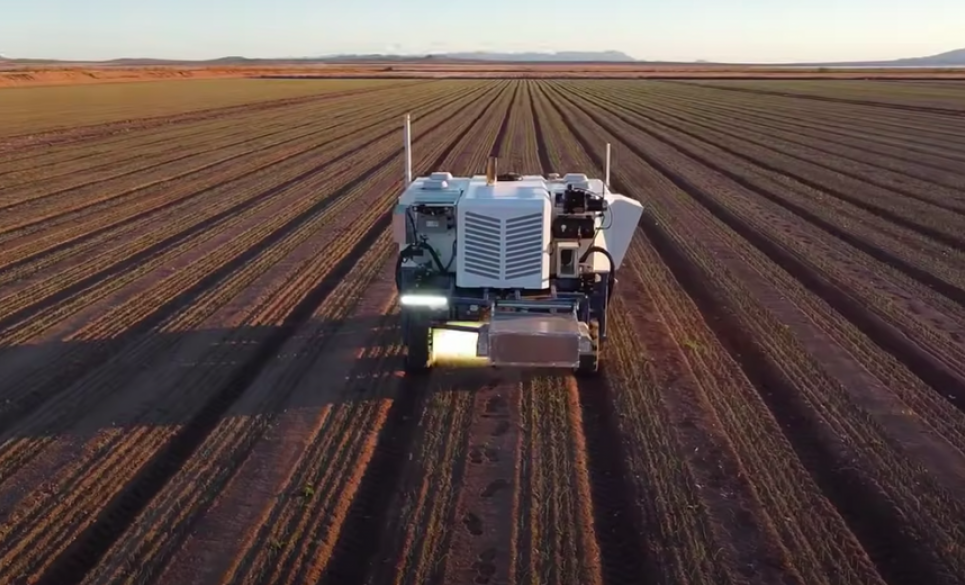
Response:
[393,173,643,288]
[392,113,643,372]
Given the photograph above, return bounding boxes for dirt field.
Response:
[3,63,965,89]
[1,78,964,585]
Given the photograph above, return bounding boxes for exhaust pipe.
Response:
[486,156,497,185]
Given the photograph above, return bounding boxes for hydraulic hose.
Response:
[580,245,616,300]
[395,242,447,293]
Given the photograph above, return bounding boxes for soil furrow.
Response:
[12,82,512,585]
[81,236,399,585]
[0,87,401,177]
[534,81,723,585]
[0,102,489,574]
[0,85,499,469]
[681,81,965,116]
[0,86,476,294]
[0,83,492,336]
[0,89,419,196]
[317,80,522,585]
[30,214,397,585]
[0,93,403,213]
[585,85,965,297]
[0,82,472,245]
[549,81,965,585]
[649,82,965,168]
[556,83,965,417]
[604,84,965,209]
[0,80,432,153]
[3,77,965,585]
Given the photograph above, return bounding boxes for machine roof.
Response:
[461,176,551,201]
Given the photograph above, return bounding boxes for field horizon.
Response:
[3,62,965,89]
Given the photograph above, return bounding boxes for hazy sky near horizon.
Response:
[2,0,962,63]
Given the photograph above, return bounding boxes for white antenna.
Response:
[404,114,413,185]
[604,143,611,188]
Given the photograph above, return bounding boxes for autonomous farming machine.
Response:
[393,114,644,375]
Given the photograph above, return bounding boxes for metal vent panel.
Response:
[458,208,548,287]
[504,213,544,279]
[463,211,502,280]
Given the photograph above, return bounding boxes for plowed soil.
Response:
[1,78,964,585]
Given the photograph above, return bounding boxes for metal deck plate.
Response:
[487,312,581,367]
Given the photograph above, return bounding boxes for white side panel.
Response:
[599,193,644,269]
[395,176,464,251]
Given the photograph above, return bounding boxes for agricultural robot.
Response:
[393,114,643,375]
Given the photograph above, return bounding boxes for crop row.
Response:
[0,82,510,584]
[2,79,964,585]
[534,79,965,584]
[0,79,425,139]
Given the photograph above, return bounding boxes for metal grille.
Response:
[463,211,501,279]
[462,211,544,282]
[504,213,544,279]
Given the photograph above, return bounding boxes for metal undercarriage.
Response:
[398,277,606,375]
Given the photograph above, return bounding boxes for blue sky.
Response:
[1,0,962,63]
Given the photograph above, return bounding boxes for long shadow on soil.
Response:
[5,315,497,585]
[0,314,410,442]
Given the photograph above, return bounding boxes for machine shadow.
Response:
[0,313,467,441]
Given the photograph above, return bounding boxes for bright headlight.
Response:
[399,294,448,308]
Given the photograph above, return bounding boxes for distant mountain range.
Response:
[789,47,965,67]
[320,50,637,62]
[0,51,636,66]
[1,48,964,67]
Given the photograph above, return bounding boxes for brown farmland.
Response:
[4,62,965,90]
[1,77,965,585]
